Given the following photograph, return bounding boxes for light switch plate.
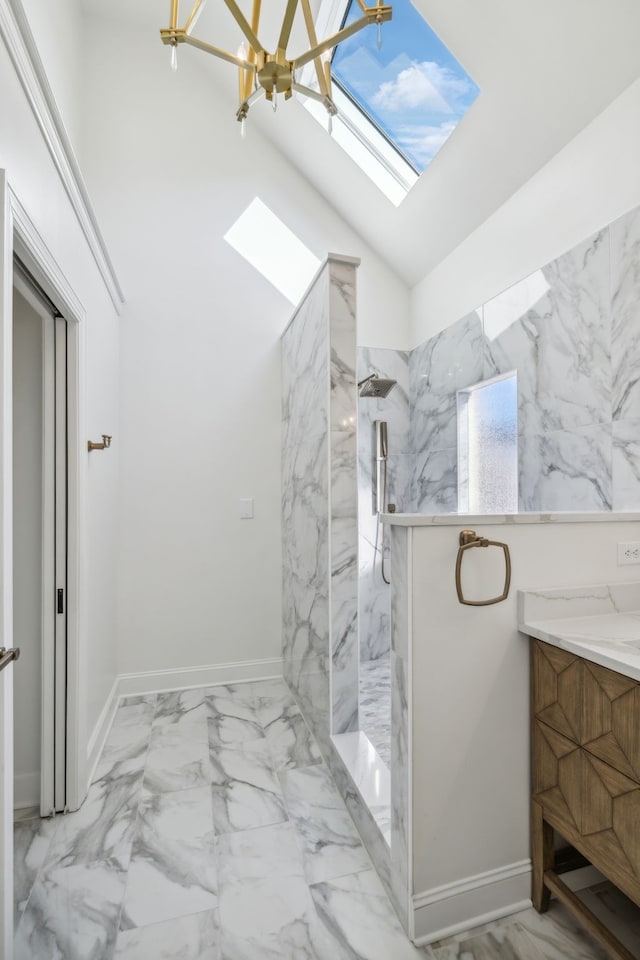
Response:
[239,498,254,519]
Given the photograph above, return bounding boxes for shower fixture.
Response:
[357,373,397,398]
[374,419,391,584]
[374,419,388,515]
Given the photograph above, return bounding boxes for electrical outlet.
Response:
[618,542,640,565]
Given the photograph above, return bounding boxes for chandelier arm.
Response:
[183,33,257,71]
[356,0,391,14]
[236,86,265,121]
[299,0,329,97]
[292,82,337,114]
[244,0,262,100]
[184,0,205,35]
[277,0,299,57]
[170,0,179,31]
[294,13,383,70]
[223,0,265,55]
[239,87,265,113]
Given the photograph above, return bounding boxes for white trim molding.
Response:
[0,0,125,314]
[412,860,532,945]
[86,657,285,787]
[117,657,285,697]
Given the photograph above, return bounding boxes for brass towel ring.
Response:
[455,530,511,606]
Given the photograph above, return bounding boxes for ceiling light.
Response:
[160,0,392,135]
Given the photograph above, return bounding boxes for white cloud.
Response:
[372,60,472,114]
[396,119,457,165]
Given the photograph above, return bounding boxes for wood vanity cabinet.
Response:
[531,637,640,960]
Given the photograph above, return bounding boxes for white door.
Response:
[52,315,67,814]
[0,173,82,958]
[13,262,67,818]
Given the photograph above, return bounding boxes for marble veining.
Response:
[282,258,360,752]
[310,868,427,960]
[15,677,640,959]
[518,423,612,511]
[330,731,390,845]
[114,911,219,960]
[359,658,391,768]
[486,230,611,437]
[357,346,410,666]
[612,206,640,422]
[278,764,371,884]
[612,419,640,510]
[429,901,612,959]
[405,203,640,515]
[519,582,640,680]
[410,312,485,460]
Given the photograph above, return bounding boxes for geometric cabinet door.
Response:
[533,641,640,782]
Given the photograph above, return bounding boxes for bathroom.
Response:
[2,1,640,958]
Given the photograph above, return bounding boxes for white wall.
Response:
[410,78,640,346]
[12,288,42,807]
[0,16,121,768]
[77,13,409,676]
[405,516,640,940]
[16,0,83,147]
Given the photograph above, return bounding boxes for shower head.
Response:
[357,373,397,398]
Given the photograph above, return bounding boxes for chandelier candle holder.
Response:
[160,0,392,134]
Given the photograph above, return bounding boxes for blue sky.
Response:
[331,0,479,172]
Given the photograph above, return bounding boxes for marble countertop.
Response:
[382,511,640,527]
[518,582,640,681]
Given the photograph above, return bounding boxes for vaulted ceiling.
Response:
[81,0,640,287]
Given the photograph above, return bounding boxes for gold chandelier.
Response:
[160,0,392,135]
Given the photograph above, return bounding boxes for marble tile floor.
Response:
[430,884,640,958]
[359,656,391,768]
[12,677,421,960]
[12,675,640,960]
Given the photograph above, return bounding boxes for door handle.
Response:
[0,647,20,673]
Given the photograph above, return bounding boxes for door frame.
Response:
[12,269,69,816]
[0,174,87,824]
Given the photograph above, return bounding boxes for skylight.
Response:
[304,0,479,201]
[224,198,321,305]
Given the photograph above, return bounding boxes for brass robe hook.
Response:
[88,434,112,452]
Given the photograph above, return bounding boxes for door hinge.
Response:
[57,588,64,614]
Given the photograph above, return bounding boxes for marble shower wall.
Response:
[410,314,484,513]
[282,257,359,750]
[410,204,640,513]
[357,347,410,663]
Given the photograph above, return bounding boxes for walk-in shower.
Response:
[358,374,397,585]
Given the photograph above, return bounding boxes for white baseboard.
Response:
[86,658,285,786]
[413,860,532,945]
[412,859,607,945]
[13,772,40,810]
[116,657,284,697]
[86,676,120,787]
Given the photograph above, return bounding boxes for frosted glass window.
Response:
[458,373,518,514]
